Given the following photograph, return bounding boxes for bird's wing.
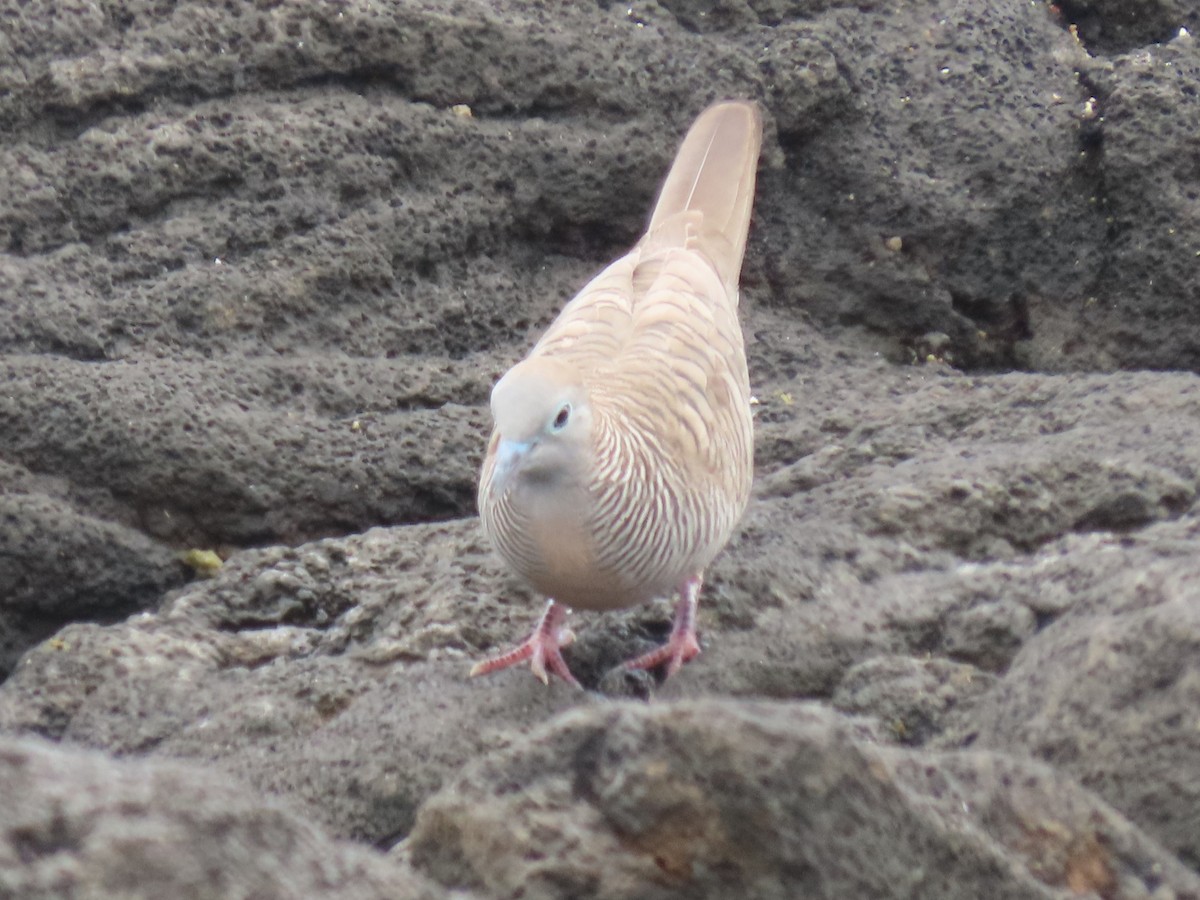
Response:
[526,252,639,373]
[596,246,753,486]
[544,103,761,479]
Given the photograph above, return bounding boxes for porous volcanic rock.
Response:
[3,0,1200,896]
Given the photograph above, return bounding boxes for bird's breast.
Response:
[480,407,750,613]
[484,476,641,611]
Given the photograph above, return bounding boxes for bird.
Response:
[472,101,762,688]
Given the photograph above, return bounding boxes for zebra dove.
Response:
[472,101,762,687]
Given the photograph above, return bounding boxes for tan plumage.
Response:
[473,101,762,686]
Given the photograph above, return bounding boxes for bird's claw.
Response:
[529,626,577,685]
[623,629,701,676]
[470,601,582,688]
[622,574,704,677]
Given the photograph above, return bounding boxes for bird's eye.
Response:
[551,403,571,431]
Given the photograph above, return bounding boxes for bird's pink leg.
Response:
[470,599,581,688]
[623,574,703,677]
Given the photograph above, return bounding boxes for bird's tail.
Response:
[645,100,763,296]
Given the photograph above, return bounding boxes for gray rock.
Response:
[940,527,1200,871]
[0,461,186,678]
[0,734,446,900]
[1053,0,1198,52]
[0,525,584,843]
[832,655,998,745]
[405,699,1200,899]
[1059,31,1200,369]
[0,355,490,545]
[2,0,1200,895]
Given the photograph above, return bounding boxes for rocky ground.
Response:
[2,0,1199,897]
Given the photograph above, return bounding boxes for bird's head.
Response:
[486,356,593,497]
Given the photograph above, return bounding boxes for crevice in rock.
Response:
[1049,1,1191,55]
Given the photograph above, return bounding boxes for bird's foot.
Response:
[623,574,703,678]
[470,600,582,688]
[622,628,701,677]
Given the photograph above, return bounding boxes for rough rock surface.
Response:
[0,734,447,899]
[406,701,1200,899]
[936,527,1200,871]
[2,0,1200,896]
[0,459,187,675]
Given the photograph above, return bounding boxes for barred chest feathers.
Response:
[479,391,751,613]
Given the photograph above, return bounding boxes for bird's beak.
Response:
[490,438,532,496]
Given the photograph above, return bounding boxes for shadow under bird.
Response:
[473,100,763,687]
